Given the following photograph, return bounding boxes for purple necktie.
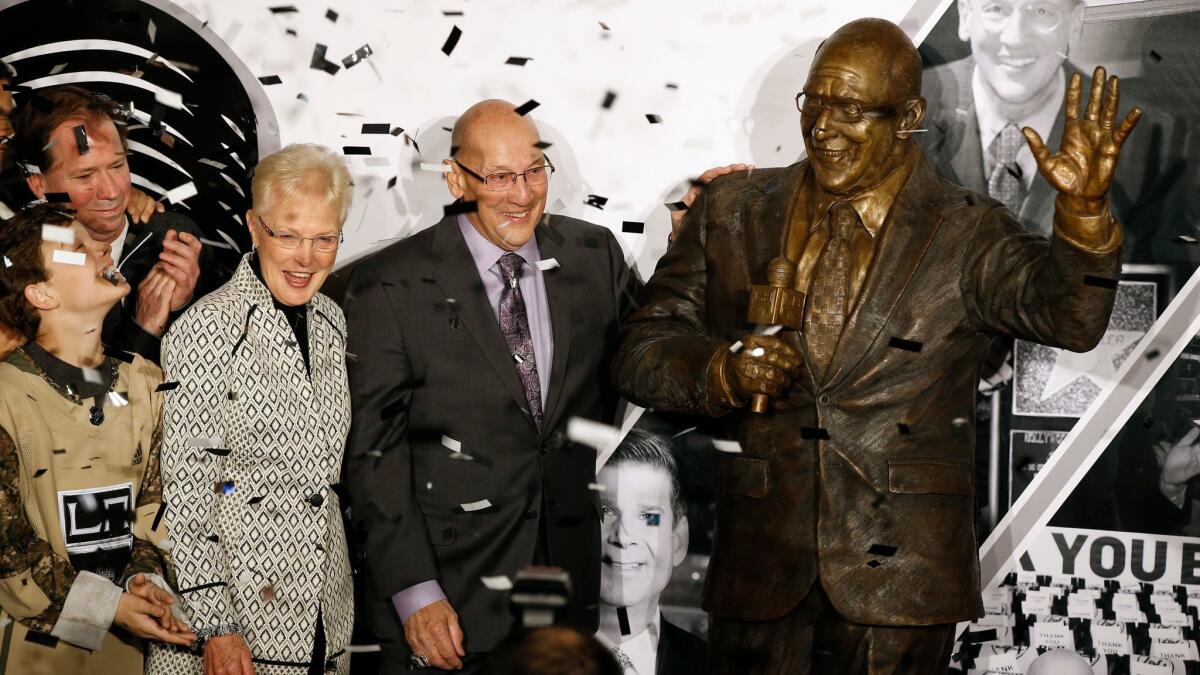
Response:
[497,253,544,428]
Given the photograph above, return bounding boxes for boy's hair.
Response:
[0,203,73,340]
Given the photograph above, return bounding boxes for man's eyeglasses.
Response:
[258,217,342,253]
[975,1,1064,34]
[454,159,555,192]
[795,93,897,124]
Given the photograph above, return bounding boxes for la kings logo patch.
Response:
[57,482,134,583]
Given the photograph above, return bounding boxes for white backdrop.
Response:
[168,0,939,276]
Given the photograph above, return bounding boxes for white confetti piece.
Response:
[164,182,198,204]
[51,250,86,266]
[461,499,492,512]
[670,426,697,439]
[440,435,461,452]
[760,324,783,336]
[155,89,185,110]
[3,257,11,268]
[535,258,560,271]
[712,440,743,453]
[199,237,234,250]
[82,368,102,384]
[587,482,607,492]
[729,341,743,353]
[567,417,621,450]
[347,644,382,653]
[186,436,221,449]
[107,392,128,407]
[481,575,513,591]
[197,158,227,170]
[420,162,451,173]
[41,224,75,244]
[749,347,765,357]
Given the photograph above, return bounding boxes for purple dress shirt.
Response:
[390,214,555,623]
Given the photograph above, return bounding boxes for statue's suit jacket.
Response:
[614,153,1120,625]
[921,57,1190,264]
[344,215,639,655]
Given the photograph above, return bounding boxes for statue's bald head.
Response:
[812,18,922,103]
[450,99,541,162]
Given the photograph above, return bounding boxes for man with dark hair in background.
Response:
[9,85,212,362]
[922,0,1187,262]
[595,428,708,675]
[0,59,15,220]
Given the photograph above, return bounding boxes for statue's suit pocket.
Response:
[887,457,972,496]
[723,457,768,498]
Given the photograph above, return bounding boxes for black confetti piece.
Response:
[286,28,297,36]
[533,141,552,150]
[444,200,478,217]
[888,337,923,353]
[505,56,532,66]
[1146,349,1161,360]
[104,347,135,363]
[33,468,47,477]
[380,399,406,421]
[148,103,165,135]
[443,10,464,16]
[206,534,220,542]
[867,544,897,556]
[584,194,608,209]
[341,44,373,69]
[441,126,453,132]
[43,192,72,204]
[1083,275,1119,289]
[1150,50,1163,62]
[361,123,391,134]
[151,501,167,530]
[867,560,882,568]
[310,44,340,75]
[24,631,58,647]
[155,381,180,392]
[442,26,463,56]
[601,91,617,109]
[621,221,644,234]
[799,427,830,440]
[897,423,910,435]
[73,125,89,155]
[599,21,610,30]
[29,92,53,114]
[390,127,405,136]
[325,8,338,21]
[514,99,540,116]
[342,146,371,155]
[257,75,282,85]
[204,448,233,457]
[645,114,662,124]
[52,448,66,454]
[618,606,631,635]
[268,5,298,13]
[1144,416,1155,429]
[664,201,688,212]
[962,628,998,644]
[247,495,265,505]
[387,176,397,190]
[665,83,679,89]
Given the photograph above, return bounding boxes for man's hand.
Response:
[1023,66,1141,216]
[125,188,165,224]
[113,591,196,647]
[1155,427,1200,491]
[135,267,178,337]
[403,599,465,670]
[204,634,255,675]
[670,163,754,241]
[725,334,803,402]
[157,229,202,311]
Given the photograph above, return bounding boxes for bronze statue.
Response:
[614,17,1138,675]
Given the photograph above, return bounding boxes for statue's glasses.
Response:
[796,94,897,124]
[454,159,556,192]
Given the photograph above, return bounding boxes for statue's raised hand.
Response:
[1022,66,1141,216]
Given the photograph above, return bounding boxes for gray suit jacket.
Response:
[344,214,639,654]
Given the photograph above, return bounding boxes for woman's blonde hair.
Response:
[251,143,353,224]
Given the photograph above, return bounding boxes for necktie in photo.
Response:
[804,202,859,381]
[988,122,1027,214]
[497,253,544,429]
[611,646,636,674]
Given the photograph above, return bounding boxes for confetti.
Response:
[73,125,89,155]
[441,435,462,452]
[325,8,338,21]
[1150,50,1162,62]
[888,337,923,353]
[618,606,631,635]
[712,440,742,453]
[534,258,559,271]
[1082,275,1119,289]
[52,250,86,266]
[749,347,765,357]
[24,631,58,647]
[41,192,70,203]
[951,417,969,427]
[107,392,128,407]
[151,502,167,530]
[268,5,298,12]
[584,194,608,209]
[441,26,463,56]
[514,99,540,116]
[505,57,532,66]
[566,417,621,450]
[587,482,606,492]
[799,427,830,440]
[664,201,688,212]
[347,644,382,653]
[645,114,663,124]
[342,146,371,155]
[257,75,282,85]
[247,495,265,505]
[164,182,198,204]
[204,448,232,457]
[41,224,75,244]
[460,499,492,512]
[867,544,898,556]
[33,468,47,477]
[310,44,340,74]
[481,575,513,591]
[154,89,184,111]
[361,123,391,134]
[341,44,373,69]
[897,423,911,435]
[186,436,221,449]
[601,91,617,109]
[621,221,644,234]
[1174,235,1198,245]
[444,201,478,217]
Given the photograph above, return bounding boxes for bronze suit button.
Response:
[819,395,831,404]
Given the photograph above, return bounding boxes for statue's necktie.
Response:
[988,122,1027,214]
[497,253,544,429]
[804,202,859,380]
[611,646,636,674]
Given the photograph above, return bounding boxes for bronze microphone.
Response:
[746,257,806,413]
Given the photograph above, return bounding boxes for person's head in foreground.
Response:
[12,86,135,244]
[1026,647,1094,675]
[958,0,1086,111]
[486,626,622,675]
[445,99,555,252]
[246,143,351,306]
[597,428,689,639]
[800,18,926,198]
[0,203,129,350]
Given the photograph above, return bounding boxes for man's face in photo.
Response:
[958,0,1085,105]
[598,461,688,611]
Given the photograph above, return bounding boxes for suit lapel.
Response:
[431,217,538,430]
[537,217,572,434]
[821,155,946,390]
[949,62,987,192]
